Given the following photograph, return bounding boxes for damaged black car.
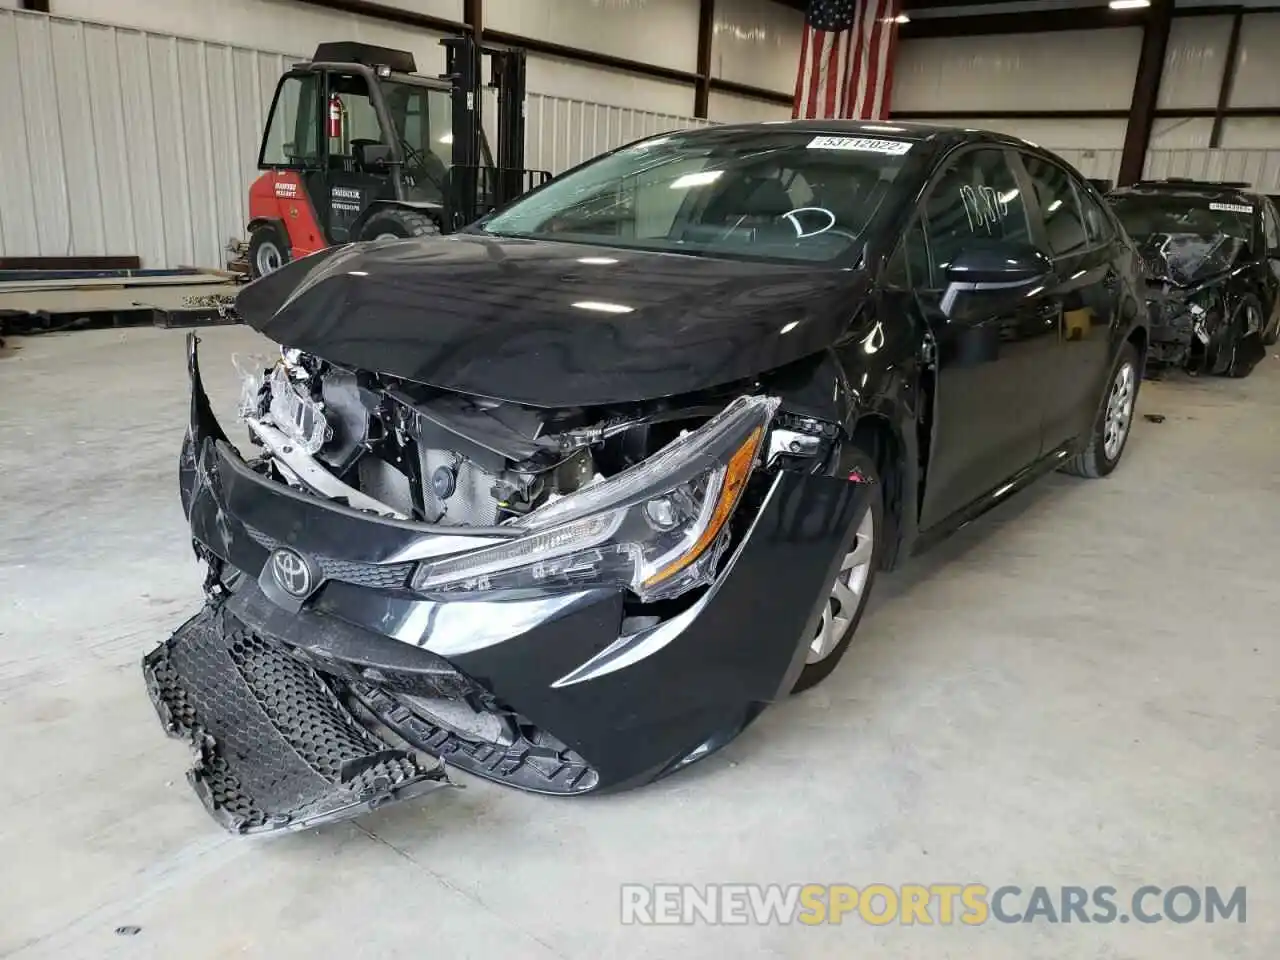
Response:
[1107,179,1280,376]
[146,122,1148,833]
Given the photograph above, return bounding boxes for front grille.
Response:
[142,603,451,833]
[245,526,413,590]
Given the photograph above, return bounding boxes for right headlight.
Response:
[410,395,779,601]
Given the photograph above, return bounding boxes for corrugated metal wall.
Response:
[1144,149,1280,194]
[0,8,300,269]
[3,8,1279,268]
[525,93,712,175]
[0,8,710,268]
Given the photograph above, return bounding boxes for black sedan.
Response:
[1108,179,1280,376]
[147,121,1148,833]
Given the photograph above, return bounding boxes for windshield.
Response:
[479,130,913,263]
[1109,193,1254,243]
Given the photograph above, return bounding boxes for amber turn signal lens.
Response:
[642,425,763,588]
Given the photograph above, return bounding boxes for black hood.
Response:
[1134,232,1248,288]
[235,235,864,407]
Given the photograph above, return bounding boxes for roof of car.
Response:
[669,119,1040,149]
[1111,181,1263,207]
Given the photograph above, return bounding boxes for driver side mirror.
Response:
[355,142,394,170]
[945,240,1052,287]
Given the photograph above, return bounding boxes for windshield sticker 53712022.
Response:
[1210,202,1253,214]
[807,136,912,156]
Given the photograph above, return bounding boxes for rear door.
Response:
[1015,152,1117,451]
[906,146,1061,530]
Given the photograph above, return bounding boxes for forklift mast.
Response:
[440,32,537,231]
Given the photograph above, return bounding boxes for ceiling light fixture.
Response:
[890,13,910,24]
[1108,0,1150,10]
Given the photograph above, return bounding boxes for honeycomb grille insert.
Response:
[142,603,451,833]
[245,527,413,590]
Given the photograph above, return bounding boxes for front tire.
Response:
[248,224,290,280]
[791,451,883,693]
[1061,341,1139,479]
[358,208,440,241]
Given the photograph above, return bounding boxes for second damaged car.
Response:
[1108,179,1280,376]
[146,122,1148,833]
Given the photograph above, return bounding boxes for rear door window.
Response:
[1020,154,1089,257]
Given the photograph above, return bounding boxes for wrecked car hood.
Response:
[235,235,865,407]
[1134,232,1247,288]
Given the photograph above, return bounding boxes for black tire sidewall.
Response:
[248,225,290,279]
[791,451,884,694]
[359,209,439,241]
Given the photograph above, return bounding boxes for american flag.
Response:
[793,0,903,121]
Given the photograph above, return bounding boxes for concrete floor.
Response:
[1,326,1276,959]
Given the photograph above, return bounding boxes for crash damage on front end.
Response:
[1136,233,1264,375]
[144,244,872,834]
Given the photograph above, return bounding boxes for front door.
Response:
[907,147,1062,530]
[321,71,398,243]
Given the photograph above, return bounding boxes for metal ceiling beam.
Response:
[288,0,464,35]
[695,0,715,118]
[1208,9,1244,148]
[899,5,1146,37]
[1118,0,1172,185]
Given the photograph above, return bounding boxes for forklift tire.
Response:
[248,225,291,280]
[359,208,440,242]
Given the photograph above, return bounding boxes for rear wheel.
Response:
[248,224,290,279]
[791,452,883,693]
[358,208,440,241]
[1061,341,1139,479]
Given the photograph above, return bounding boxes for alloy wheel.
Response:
[373,232,400,241]
[1103,361,1135,461]
[808,508,875,664]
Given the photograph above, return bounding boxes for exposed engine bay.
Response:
[238,347,726,529]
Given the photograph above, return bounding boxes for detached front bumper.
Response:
[149,336,870,831]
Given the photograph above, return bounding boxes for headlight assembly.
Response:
[410,395,780,600]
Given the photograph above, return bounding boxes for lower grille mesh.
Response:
[142,603,451,833]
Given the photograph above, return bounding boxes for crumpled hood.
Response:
[1134,232,1247,288]
[235,234,865,407]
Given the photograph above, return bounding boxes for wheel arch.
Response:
[845,412,909,571]
[247,216,287,237]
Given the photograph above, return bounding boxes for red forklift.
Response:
[246,34,546,278]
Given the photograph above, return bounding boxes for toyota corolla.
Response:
[146,121,1148,833]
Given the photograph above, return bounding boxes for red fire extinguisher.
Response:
[326,94,343,139]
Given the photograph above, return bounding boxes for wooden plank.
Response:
[0,273,228,295]
[0,255,142,271]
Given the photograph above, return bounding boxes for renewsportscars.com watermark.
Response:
[621,884,1247,926]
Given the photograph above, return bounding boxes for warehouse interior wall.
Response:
[49,0,456,74]
[5,2,1280,266]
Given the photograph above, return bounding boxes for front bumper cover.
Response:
[149,335,871,831]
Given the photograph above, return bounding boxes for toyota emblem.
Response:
[270,548,314,598]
